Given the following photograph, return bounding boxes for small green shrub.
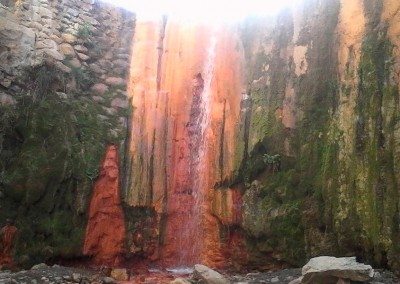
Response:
[77,22,93,41]
[262,153,281,165]
[23,63,66,99]
[71,67,95,90]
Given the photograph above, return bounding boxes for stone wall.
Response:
[0,0,134,109]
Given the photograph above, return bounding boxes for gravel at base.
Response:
[0,264,104,284]
[0,265,398,284]
[229,268,399,284]
[229,268,302,283]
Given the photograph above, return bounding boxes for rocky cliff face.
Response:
[125,0,400,273]
[1,0,400,274]
[236,0,400,272]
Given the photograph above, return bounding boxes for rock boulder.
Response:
[91,83,109,95]
[110,268,128,281]
[301,256,374,283]
[105,77,125,87]
[170,278,191,284]
[193,264,230,284]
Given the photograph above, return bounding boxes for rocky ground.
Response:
[229,269,302,283]
[228,269,399,283]
[0,264,105,284]
[0,264,399,284]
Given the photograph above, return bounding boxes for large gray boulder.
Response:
[170,278,191,284]
[301,256,374,283]
[193,264,230,284]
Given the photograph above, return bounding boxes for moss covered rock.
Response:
[0,62,128,267]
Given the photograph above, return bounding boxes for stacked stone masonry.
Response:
[0,0,134,116]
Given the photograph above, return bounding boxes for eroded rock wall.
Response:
[125,0,400,273]
[235,0,400,272]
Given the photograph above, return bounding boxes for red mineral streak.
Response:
[0,222,18,269]
[83,145,126,266]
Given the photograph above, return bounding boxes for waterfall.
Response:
[199,34,217,141]
[173,32,218,268]
[129,19,244,270]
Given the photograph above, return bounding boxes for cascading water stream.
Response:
[172,32,218,269]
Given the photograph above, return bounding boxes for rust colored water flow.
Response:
[83,145,126,266]
[127,19,244,268]
[172,33,217,266]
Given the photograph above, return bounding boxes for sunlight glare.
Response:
[102,0,298,22]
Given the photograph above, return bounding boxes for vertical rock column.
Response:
[83,145,126,266]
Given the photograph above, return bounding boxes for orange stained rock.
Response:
[382,0,400,91]
[126,20,165,209]
[83,145,126,266]
[127,19,245,268]
[0,223,18,269]
[212,187,243,226]
[225,230,249,268]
